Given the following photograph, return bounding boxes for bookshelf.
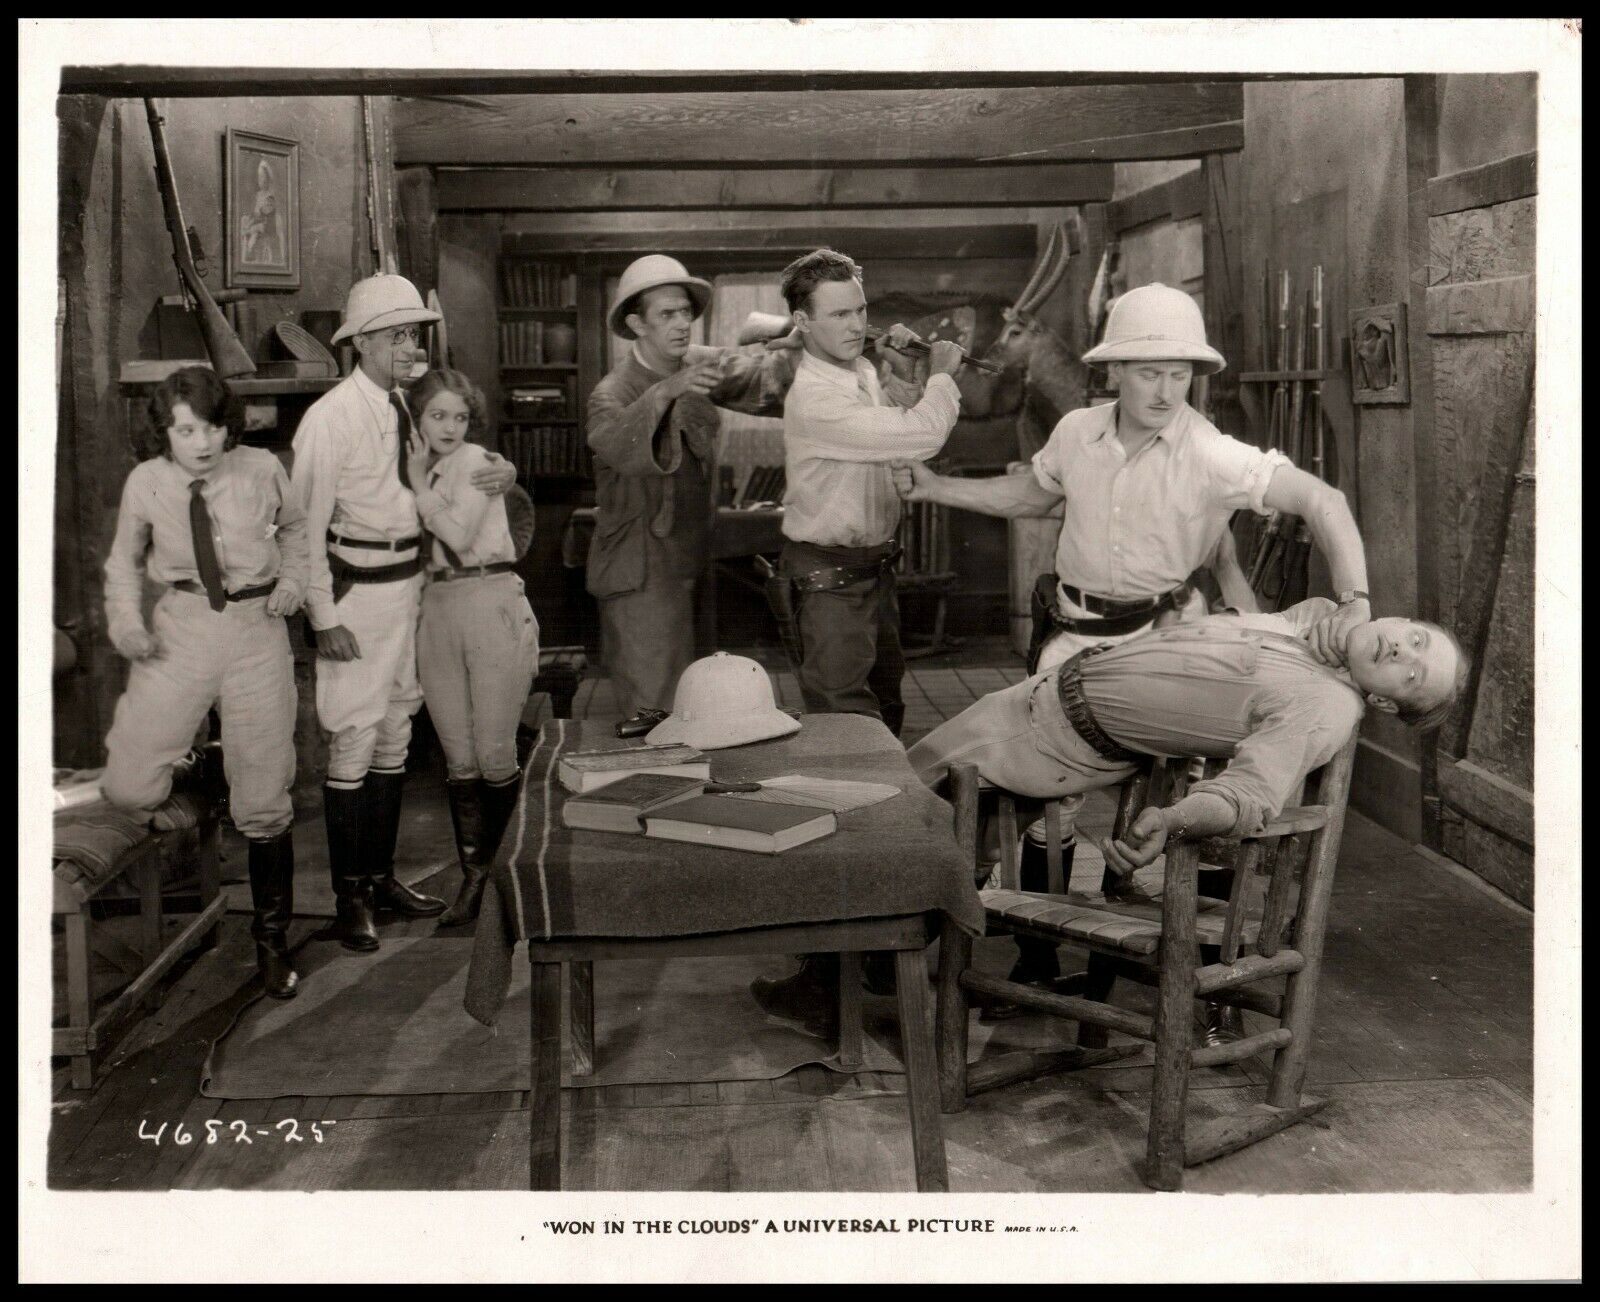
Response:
[498,256,590,486]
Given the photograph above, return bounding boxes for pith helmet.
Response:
[646,653,800,751]
[608,255,713,340]
[1080,282,1226,376]
[331,274,441,344]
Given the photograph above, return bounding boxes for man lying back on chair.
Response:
[908,596,1466,1028]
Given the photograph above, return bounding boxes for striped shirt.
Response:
[781,350,959,548]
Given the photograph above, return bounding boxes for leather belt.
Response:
[1053,581,1193,637]
[789,543,902,594]
[327,531,421,552]
[171,579,277,603]
[430,561,519,583]
[329,553,421,602]
[1055,645,1143,764]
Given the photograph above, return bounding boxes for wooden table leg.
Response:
[934,919,972,1113]
[529,960,564,1190]
[65,907,95,1091]
[563,960,595,1083]
[836,952,864,1071]
[894,948,949,1192]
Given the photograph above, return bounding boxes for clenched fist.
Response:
[113,627,160,661]
[889,459,938,502]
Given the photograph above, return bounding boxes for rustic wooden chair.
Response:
[934,730,1360,1190]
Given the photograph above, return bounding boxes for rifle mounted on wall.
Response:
[143,98,256,379]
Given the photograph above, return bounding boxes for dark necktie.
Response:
[389,391,414,490]
[188,479,227,612]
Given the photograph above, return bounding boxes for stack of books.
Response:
[500,320,548,365]
[501,262,578,308]
[557,743,711,794]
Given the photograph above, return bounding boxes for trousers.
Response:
[103,589,296,838]
[598,573,696,719]
[315,573,424,784]
[782,538,905,735]
[417,572,540,783]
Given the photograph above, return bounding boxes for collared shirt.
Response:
[781,350,960,547]
[413,441,515,570]
[1077,597,1364,837]
[290,367,422,629]
[103,446,309,645]
[1030,400,1288,603]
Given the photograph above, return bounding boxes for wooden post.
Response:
[563,960,595,1082]
[836,953,865,1072]
[528,959,564,1190]
[936,762,980,1111]
[65,907,95,1091]
[394,166,439,300]
[1403,74,1444,850]
[895,947,950,1192]
[136,854,165,1013]
[1202,152,1246,437]
[1145,840,1200,1190]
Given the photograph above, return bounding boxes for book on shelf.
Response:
[557,743,711,794]
[559,773,708,834]
[643,793,838,855]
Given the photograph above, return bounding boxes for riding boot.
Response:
[1197,1001,1247,1048]
[324,783,379,953]
[248,829,299,999]
[981,836,1074,1022]
[437,778,487,929]
[364,768,445,918]
[750,954,839,1036]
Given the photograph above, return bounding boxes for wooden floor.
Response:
[47,638,1534,1193]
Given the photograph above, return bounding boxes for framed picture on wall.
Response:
[1349,302,1409,404]
[225,128,300,290]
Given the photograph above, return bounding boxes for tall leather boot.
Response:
[437,778,487,929]
[248,829,299,999]
[438,771,522,927]
[981,835,1075,1022]
[364,768,445,918]
[324,783,379,953]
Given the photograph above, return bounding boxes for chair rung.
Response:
[1194,949,1305,995]
[1190,1027,1292,1069]
[959,970,1154,1041]
[1183,1096,1328,1167]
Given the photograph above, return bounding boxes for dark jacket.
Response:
[585,344,796,599]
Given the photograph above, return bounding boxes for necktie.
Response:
[389,391,414,490]
[189,479,227,612]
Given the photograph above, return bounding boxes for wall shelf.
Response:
[502,363,579,372]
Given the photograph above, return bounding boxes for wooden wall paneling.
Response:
[393,87,1244,167]
[394,166,439,299]
[1105,165,1206,235]
[1427,150,1538,217]
[437,164,1116,212]
[1402,74,1444,850]
[1201,153,1246,441]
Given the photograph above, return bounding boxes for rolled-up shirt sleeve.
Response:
[1187,687,1362,836]
[789,371,959,464]
[1198,429,1291,517]
[1029,418,1074,499]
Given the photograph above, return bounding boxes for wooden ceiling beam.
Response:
[58,68,1363,98]
[393,85,1244,167]
[503,221,1037,261]
[437,163,1115,211]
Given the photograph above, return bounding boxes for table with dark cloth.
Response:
[463,712,978,1191]
[465,713,982,1024]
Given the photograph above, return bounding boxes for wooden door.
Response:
[1424,152,1536,904]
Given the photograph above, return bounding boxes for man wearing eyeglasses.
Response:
[292,274,518,953]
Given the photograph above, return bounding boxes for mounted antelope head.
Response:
[986,216,1078,371]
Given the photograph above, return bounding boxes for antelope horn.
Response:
[1009,220,1062,316]
[1018,220,1072,315]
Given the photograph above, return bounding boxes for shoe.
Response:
[750,955,839,1037]
[324,784,379,953]
[248,829,299,999]
[364,769,445,919]
[1197,1001,1246,1049]
[437,774,520,929]
[981,836,1074,1021]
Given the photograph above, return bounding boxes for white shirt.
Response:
[781,350,960,547]
[290,367,421,629]
[413,441,516,570]
[1030,400,1288,602]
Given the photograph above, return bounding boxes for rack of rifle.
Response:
[1237,265,1331,611]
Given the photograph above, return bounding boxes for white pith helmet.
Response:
[646,653,800,751]
[1080,282,1226,376]
[608,255,713,340]
[330,274,441,344]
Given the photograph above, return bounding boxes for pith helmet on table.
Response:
[1080,282,1226,376]
[331,274,442,344]
[647,653,800,751]
[608,255,713,341]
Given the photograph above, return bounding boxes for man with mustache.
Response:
[292,274,517,952]
[893,282,1375,1039]
[587,255,803,727]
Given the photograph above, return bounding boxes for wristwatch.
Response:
[1336,589,1370,606]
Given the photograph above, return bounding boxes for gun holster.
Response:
[1026,572,1059,675]
[756,555,803,666]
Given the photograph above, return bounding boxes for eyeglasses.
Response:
[387,327,422,346]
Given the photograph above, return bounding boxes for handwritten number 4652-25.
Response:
[137,1118,335,1145]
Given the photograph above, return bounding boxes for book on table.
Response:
[643,793,838,855]
[557,743,711,794]
[560,773,707,834]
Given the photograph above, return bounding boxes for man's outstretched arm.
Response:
[891,458,1064,519]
